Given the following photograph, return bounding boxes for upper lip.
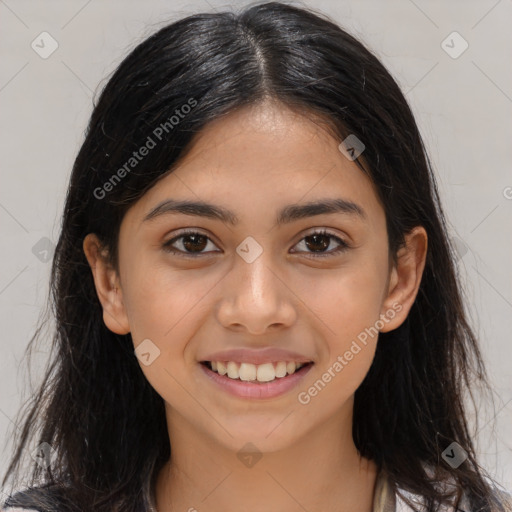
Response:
[200,347,314,365]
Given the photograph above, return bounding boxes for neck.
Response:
[154,404,379,512]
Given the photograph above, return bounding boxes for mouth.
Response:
[199,360,314,399]
[200,360,313,383]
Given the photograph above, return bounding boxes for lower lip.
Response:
[199,362,314,399]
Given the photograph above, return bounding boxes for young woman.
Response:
[2,2,510,511]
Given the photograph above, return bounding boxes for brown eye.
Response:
[181,233,208,252]
[305,233,330,252]
[162,228,350,259]
[292,229,349,258]
[163,230,219,257]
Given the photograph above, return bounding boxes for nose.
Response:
[216,251,297,335]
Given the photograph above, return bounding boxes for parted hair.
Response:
[2,2,509,511]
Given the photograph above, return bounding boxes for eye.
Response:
[162,228,350,258]
[162,229,219,257]
[291,229,350,258]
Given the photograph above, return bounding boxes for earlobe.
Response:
[379,226,428,333]
[82,233,131,335]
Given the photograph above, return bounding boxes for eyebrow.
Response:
[142,197,367,226]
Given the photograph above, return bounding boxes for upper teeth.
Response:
[209,361,306,382]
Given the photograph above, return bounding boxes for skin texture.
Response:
[83,99,428,512]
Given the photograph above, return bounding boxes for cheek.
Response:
[122,260,209,408]
[309,259,388,346]
[296,265,384,414]
[122,256,214,364]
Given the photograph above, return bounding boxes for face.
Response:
[84,99,427,455]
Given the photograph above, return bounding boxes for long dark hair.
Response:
[1,2,508,511]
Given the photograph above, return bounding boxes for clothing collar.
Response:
[373,467,397,512]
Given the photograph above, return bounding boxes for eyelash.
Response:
[162,228,350,259]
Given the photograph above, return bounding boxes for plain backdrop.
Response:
[1,0,511,495]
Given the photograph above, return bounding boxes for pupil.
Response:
[183,234,207,252]
[306,234,329,252]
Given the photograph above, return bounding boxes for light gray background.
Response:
[1,0,511,494]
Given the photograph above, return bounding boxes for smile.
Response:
[199,360,314,399]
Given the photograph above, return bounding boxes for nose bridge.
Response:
[216,235,296,331]
[233,237,280,306]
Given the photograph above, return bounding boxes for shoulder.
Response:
[1,484,70,512]
[2,491,40,512]
[396,488,512,512]
[394,471,512,512]
[2,508,40,512]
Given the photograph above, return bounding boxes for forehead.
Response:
[124,101,385,231]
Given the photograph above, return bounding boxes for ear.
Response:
[379,226,428,333]
[82,233,130,335]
